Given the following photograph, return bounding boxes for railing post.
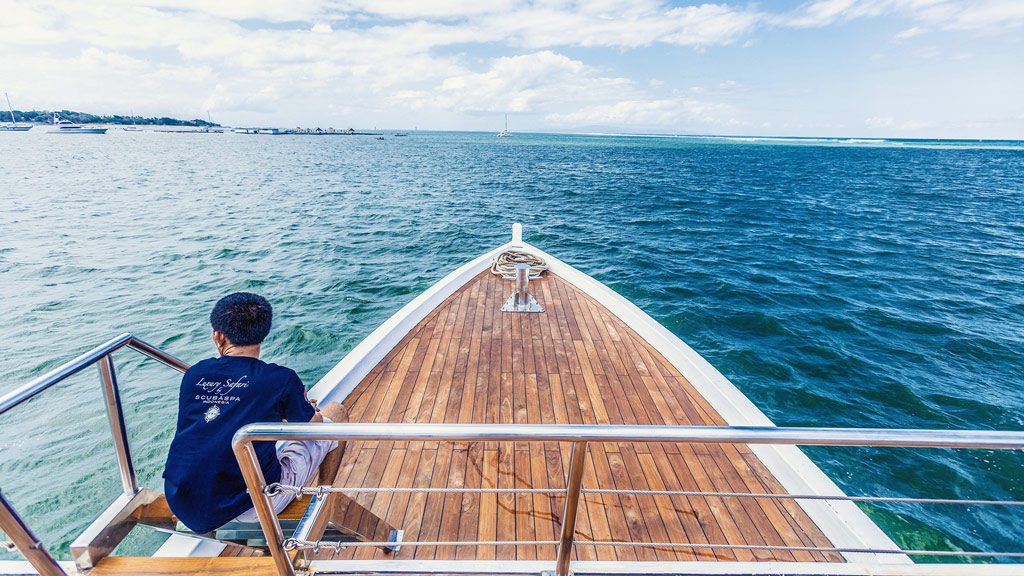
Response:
[97,354,138,495]
[555,441,587,576]
[0,487,66,576]
[235,440,294,576]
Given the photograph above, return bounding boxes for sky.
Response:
[2,0,1023,138]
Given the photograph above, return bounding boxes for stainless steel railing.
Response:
[0,333,189,576]
[231,422,1024,576]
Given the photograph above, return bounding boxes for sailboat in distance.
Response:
[1,92,32,131]
[123,108,144,131]
[497,113,510,137]
[201,111,225,133]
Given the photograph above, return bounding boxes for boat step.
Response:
[89,556,277,576]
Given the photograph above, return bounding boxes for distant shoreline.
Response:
[7,110,219,127]
[4,114,1021,141]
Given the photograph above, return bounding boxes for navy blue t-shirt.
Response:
[163,356,315,533]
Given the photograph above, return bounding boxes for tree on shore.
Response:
[6,110,219,126]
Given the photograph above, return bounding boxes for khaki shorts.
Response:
[235,417,336,522]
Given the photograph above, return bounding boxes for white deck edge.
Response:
[305,225,909,566]
[309,559,1023,575]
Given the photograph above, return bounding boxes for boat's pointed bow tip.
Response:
[511,222,523,244]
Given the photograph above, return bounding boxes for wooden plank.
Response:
[403,338,442,423]
[373,442,424,560]
[91,557,276,576]
[495,443,516,560]
[353,447,407,560]
[414,444,454,559]
[437,447,468,560]
[513,444,537,560]
[393,445,439,560]
[477,448,499,560]
[456,443,484,560]
[529,442,557,561]
[604,448,656,561]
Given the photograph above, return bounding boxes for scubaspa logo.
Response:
[204,405,221,423]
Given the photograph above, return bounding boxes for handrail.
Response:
[232,422,1024,449]
[0,333,189,416]
[231,422,1024,576]
[0,333,189,576]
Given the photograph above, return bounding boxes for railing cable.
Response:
[265,482,1024,506]
[283,537,1024,558]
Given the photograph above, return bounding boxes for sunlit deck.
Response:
[317,270,841,563]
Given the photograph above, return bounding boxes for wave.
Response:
[568,132,1024,150]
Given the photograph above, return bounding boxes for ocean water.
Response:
[1,130,1022,561]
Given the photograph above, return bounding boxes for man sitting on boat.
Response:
[162,292,348,534]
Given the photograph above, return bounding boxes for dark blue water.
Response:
[1,131,1022,560]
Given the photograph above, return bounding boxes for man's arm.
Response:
[281,372,317,423]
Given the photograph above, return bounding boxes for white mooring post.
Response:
[511,222,523,245]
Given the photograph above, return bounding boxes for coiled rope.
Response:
[491,250,547,279]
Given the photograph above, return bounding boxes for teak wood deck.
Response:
[316,270,842,564]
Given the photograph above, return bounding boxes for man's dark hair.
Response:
[210,292,273,346]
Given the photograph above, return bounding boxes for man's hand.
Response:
[309,398,324,422]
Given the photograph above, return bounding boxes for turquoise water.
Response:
[1,130,1022,561]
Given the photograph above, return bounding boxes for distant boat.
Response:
[49,112,107,134]
[497,113,510,137]
[1,92,32,131]
[199,111,225,133]
[123,108,143,131]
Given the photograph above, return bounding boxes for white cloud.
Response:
[787,0,860,28]
[894,25,925,39]
[490,2,762,49]
[865,116,933,131]
[326,1,764,48]
[392,51,633,114]
[390,50,741,130]
[787,0,1024,31]
[337,0,514,19]
[865,116,896,128]
[136,0,336,22]
[546,98,737,127]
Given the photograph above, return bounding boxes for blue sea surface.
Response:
[1,130,1022,560]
